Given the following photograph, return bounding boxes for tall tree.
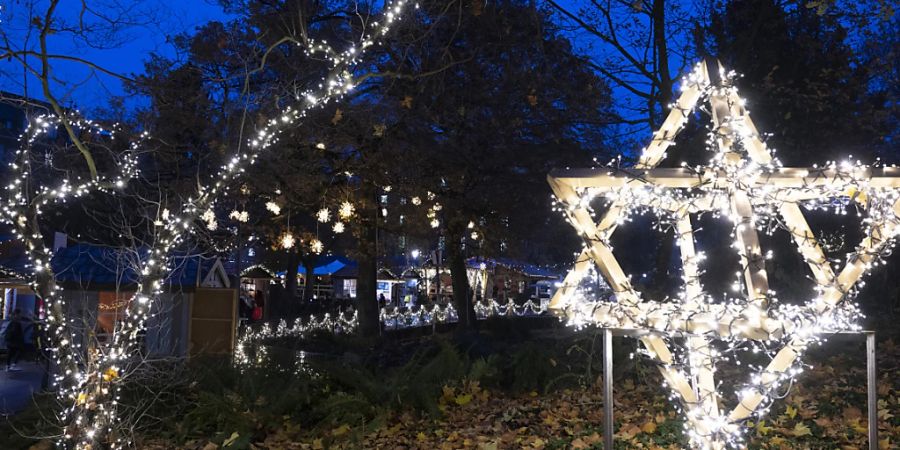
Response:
[707,0,893,164]
[373,0,614,327]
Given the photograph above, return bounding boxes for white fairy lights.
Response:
[236,300,550,365]
[2,1,414,448]
[338,200,355,219]
[280,232,297,249]
[2,114,145,450]
[549,61,900,449]
[316,207,331,223]
[229,210,249,223]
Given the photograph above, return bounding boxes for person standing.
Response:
[4,309,25,371]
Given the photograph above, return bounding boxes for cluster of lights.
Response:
[270,179,474,257]
[265,201,281,215]
[473,298,547,318]
[280,232,297,249]
[549,61,900,449]
[338,201,355,219]
[2,1,415,448]
[237,299,554,365]
[229,209,250,223]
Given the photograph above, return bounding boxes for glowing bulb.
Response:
[280,232,296,249]
[316,208,330,223]
[339,201,355,219]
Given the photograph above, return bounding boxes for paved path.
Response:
[0,359,46,416]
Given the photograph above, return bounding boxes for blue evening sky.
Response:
[0,0,234,111]
[0,0,664,138]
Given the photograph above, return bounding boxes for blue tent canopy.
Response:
[51,244,224,288]
[277,255,357,277]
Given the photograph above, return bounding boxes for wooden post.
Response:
[603,328,614,450]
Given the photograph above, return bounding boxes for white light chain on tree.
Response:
[548,61,900,449]
[1,114,146,448]
[53,0,418,448]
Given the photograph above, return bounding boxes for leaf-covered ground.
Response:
[134,338,899,450]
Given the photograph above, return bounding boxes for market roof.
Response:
[467,257,558,279]
[279,255,403,279]
[294,255,357,276]
[52,244,230,290]
[241,265,276,279]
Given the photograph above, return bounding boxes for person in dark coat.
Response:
[5,309,25,371]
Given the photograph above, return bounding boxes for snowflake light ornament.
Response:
[549,60,900,449]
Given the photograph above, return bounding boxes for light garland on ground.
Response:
[548,60,900,449]
[473,298,546,318]
[235,300,551,365]
[3,2,415,448]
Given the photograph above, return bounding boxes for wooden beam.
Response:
[677,215,721,422]
[708,91,770,310]
[728,218,900,423]
[549,167,900,191]
[729,188,770,308]
[778,203,836,287]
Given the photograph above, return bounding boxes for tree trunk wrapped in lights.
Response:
[549,60,900,449]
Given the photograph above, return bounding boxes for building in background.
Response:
[0,234,237,357]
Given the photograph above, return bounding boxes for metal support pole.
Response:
[866,331,877,450]
[603,328,614,450]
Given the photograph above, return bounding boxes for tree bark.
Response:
[446,230,475,329]
[302,256,316,304]
[356,184,380,337]
[283,247,300,318]
[652,0,673,113]
[649,0,675,297]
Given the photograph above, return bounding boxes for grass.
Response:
[2,321,899,449]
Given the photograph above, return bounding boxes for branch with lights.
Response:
[3,2,415,448]
[549,60,900,449]
[2,113,145,448]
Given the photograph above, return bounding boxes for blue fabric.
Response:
[51,244,220,287]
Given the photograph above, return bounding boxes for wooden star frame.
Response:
[548,61,900,448]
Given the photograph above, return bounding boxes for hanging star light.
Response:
[338,201,355,219]
[280,232,296,249]
[549,60,900,449]
[316,207,331,223]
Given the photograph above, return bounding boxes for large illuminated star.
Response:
[548,60,900,448]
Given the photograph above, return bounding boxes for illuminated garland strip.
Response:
[236,300,555,365]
